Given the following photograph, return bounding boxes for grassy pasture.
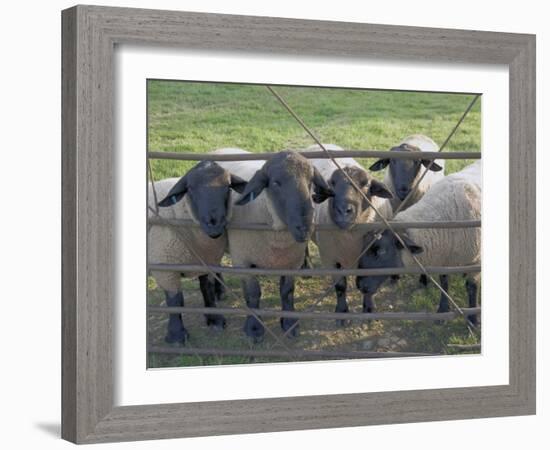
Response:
[146,80,481,368]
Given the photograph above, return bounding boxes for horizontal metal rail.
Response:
[147,263,481,277]
[147,346,436,359]
[147,217,481,231]
[148,150,481,161]
[148,306,481,321]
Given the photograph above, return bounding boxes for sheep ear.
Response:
[312,166,334,204]
[369,159,390,171]
[235,170,268,205]
[229,174,248,194]
[312,191,333,204]
[157,175,188,207]
[369,179,393,199]
[395,233,423,254]
[422,160,443,172]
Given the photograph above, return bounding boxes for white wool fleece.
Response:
[147,164,233,291]
[397,160,481,273]
[215,148,308,270]
[304,144,394,270]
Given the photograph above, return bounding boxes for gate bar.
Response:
[147,217,481,231]
[148,306,481,321]
[148,346,437,359]
[148,150,480,161]
[147,263,481,277]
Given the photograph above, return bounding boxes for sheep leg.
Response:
[334,275,350,327]
[280,276,299,337]
[362,292,376,313]
[214,273,226,302]
[300,246,313,278]
[163,290,189,345]
[437,274,450,313]
[465,278,479,326]
[242,273,265,342]
[419,274,428,287]
[199,274,226,330]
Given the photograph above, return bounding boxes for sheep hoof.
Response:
[280,318,300,338]
[206,314,226,330]
[164,327,189,345]
[391,275,401,285]
[243,316,265,342]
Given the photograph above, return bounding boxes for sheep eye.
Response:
[271,180,281,188]
[377,248,387,256]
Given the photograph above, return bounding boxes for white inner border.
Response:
[114,45,509,406]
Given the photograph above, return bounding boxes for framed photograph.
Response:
[62,5,535,444]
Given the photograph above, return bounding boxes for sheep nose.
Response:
[292,224,310,242]
[397,186,410,197]
[336,204,355,217]
[294,224,307,234]
[357,280,372,294]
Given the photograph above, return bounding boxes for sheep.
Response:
[369,134,445,287]
[369,134,445,212]
[216,149,333,341]
[356,160,481,325]
[148,157,247,344]
[304,144,394,324]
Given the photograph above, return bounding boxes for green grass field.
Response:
[146,80,481,368]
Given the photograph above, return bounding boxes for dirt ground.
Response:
[147,244,481,368]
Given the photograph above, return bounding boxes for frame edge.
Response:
[61,4,537,443]
[508,33,536,415]
[61,5,78,444]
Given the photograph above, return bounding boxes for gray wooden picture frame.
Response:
[61,5,536,444]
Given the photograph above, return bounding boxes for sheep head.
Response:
[328,166,393,230]
[236,151,332,243]
[356,229,423,295]
[157,161,247,239]
[369,143,443,201]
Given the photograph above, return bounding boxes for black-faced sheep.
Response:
[369,134,444,212]
[305,144,394,324]
[216,150,332,341]
[148,159,247,344]
[356,160,481,324]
